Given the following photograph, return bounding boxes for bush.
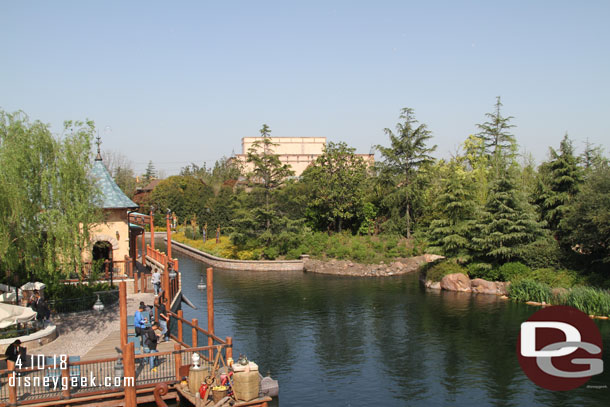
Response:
[519,237,561,269]
[530,268,581,288]
[467,262,500,281]
[561,287,610,316]
[498,262,531,282]
[262,246,279,260]
[426,261,467,282]
[509,280,552,303]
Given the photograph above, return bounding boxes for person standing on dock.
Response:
[134,304,148,347]
[157,296,170,342]
[152,269,161,296]
[144,322,161,372]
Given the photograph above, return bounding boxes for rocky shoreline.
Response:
[421,272,510,296]
[303,254,444,277]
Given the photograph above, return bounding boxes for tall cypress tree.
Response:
[476,96,517,174]
[472,166,544,264]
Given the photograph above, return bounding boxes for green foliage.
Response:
[472,167,545,264]
[562,287,610,316]
[559,162,610,264]
[509,280,552,303]
[529,268,582,288]
[467,262,500,281]
[426,261,467,282]
[519,236,562,269]
[498,262,531,282]
[143,160,157,182]
[476,96,517,165]
[301,141,368,233]
[376,107,437,238]
[0,110,102,284]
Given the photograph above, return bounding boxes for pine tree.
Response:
[536,134,582,232]
[143,160,157,182]
[376,108,437,238]
[476,96,517,171]
[428,162,478,260]
[472,166,544,264]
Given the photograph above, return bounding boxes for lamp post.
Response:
[166,209,172,260]
[150,205,155,249]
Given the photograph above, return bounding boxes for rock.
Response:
[471,278,497,295]
[495,282,511,296]
[424,254,445,263]
[426,281,441,290]
[440,273,471,292]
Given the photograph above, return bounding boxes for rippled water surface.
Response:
[155,241,610,406]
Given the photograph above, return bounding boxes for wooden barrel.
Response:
[188,367,208,394]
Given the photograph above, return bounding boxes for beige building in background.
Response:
[233,136,374,176]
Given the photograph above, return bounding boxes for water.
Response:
[156,241,610,406]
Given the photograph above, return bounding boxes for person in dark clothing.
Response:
[144,322,161,371]
[157,296,169,342]
[5,340,24,371]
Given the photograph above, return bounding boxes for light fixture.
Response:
[192,352,201,369]
[197,276,206,290]
[114,358,124,385]
[93,295,104,311]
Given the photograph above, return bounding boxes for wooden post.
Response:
[226,337,233,361]
[192,319,198,348]
[174,344,182,381]
[134,267,139,293]
[207,267,214,359]
[123,342,137,407]
[177,310,184,343]
[166,212,172,260]
[150,210,155,249]
[120,281,128,348]
[8,371,17,405]
[105,260,110,280]
[163,259,170,300]
[141,272,147,293]
[61,363,71,399]
[141,230,146,263]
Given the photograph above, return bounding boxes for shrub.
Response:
[467,262,500,281]
[561,287,610,316]
[426,261,467,282]
[498,262,531,282]
[262,246,279,260]
[530,268,581,288]
[509,280,552,303]
[519,237,561,269]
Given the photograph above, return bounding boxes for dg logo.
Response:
[517,305,604,391]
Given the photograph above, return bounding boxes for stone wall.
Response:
[170,241,304,271]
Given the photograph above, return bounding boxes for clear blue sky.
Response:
[2,1,609,175]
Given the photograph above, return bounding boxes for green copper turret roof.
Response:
[91,158,138,209]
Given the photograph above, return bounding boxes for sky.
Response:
[2,1,609,175]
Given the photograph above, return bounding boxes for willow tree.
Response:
[376,108,437,238]
[0,110,101,286]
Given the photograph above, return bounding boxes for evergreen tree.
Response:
[143,160,157,182]
[535,134,582,232]
[476,96,517,170]
[376,108,437,238]
[472,166,544,264]
[428,161,478,260]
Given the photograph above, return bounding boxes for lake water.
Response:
[155,241,610,406]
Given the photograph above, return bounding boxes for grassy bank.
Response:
[172,230,425,263]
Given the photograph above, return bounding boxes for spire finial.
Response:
[95,133,102,161]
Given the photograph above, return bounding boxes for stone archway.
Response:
[91,234,120,251]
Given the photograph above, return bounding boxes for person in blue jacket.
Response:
[134,304,148,347]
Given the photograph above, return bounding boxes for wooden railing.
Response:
[144,245,180,306]
[65,257,134,282]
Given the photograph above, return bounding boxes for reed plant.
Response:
[508,280,552,303]
[561,286,610,316]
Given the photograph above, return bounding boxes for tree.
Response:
[245,124,294,238]
[143,160,157,182]
[0,110,102,285]
[149,175,211,226]
[476,96,517,171]
[376,108,437,238]
[102,150,136,198]
[535,134,582,232]
[428,161,478,260]
[559,163,610,265]
[472,167,545,264]
[301,141,368,233]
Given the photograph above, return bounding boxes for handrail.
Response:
[167,310,226,345]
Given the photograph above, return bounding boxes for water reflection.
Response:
[151,240,610,407]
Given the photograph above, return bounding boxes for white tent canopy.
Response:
[20,282,46,291]
[0,303,37,329]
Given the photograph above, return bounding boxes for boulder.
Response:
[496,282,511,296]
[440,273,471,292]
[471,278,497,295]
[425,281,441,290]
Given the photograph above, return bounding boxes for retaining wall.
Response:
[170,240,304,271]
